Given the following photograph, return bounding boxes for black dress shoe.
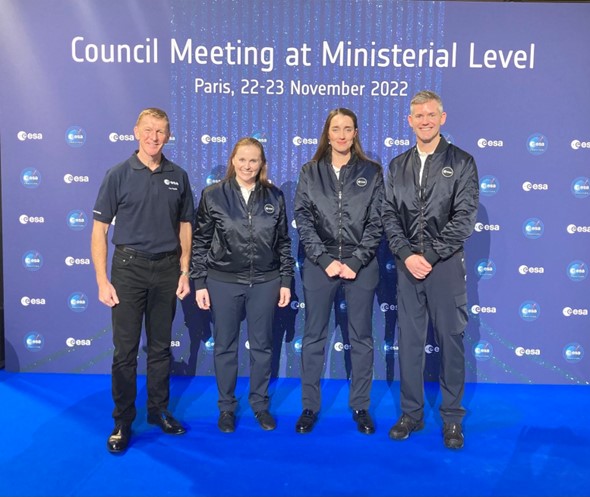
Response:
[295,409,317,433]
[352,409,375,434]
[147,410,186,435]
[107,423,131,454]
[218,411,235,433]
[388,414,424,440]
[443,422,464,449]
[255,410,276,431]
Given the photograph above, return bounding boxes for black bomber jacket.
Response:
[382,136,479,265]
[294,152,384,272]
[191,178,295,289]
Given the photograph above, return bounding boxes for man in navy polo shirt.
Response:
[91,108,194,454]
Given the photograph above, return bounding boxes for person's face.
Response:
[232,144,263,187]
[408,100,447,147]
[134,115,169,159]
[328,114,357,156]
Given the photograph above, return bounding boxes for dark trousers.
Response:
[110,247,179,424]
[396,250,468,424]
[207,277,281,413]
[300,257,379,412]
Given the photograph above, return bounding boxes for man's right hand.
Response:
[405,254,432,280]
[98,281,120,307]
[195,288,211,310]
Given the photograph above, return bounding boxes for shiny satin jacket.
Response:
[294,153,384,272]
[191,178,295,290]
[382,136,479,265]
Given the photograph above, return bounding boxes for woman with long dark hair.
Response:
[294,108,384,434]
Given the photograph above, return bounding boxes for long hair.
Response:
[224,137,271,188]
[311,108,371,163]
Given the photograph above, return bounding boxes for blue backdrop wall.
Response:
[1,0,589,385]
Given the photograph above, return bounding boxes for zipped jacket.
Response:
[382,136,479,265]
[191,178,295,289]
[294,153,384,273]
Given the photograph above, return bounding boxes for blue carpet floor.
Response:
[0,370,588,496]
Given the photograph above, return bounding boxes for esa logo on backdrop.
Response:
[563,343,584,363]
[479,176,499,197]
[204,337,215,353]
[21,168,42,188]
[474,222,500,233]
[527,133,548,155]
[22,250,43,271]
[66,337,92,347]
[67,210,88,231]
[562,307,588,317]
[19,214,45,224]
[514,346,541,357]
[470,304,497,315]
[570,139,590,150]
[108,132,135,143]
[518,265,544,275]
[24,332,44,352]
[64,173,90,184]
[475,259,496,279]
[65,256,91,266]
[567,261,588,282]
[17,130,43,141]
[566,224,590,234]
[251,131,268,143]
[382,341,399,356]
[65,126,86,147]
[522,218,544,239]
[21,296,46,306]
[293,136,318,146]
[334,342,352,352]
[477,138,503,148]
[384,137,410,148]
[201,134,227,144]
[68,292,89,312]
[292,337,303,354]
[571,177,590,199]
[473,341,493,361]
[522,181,548,192]
[519,301,540,321]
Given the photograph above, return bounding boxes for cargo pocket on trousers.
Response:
[451,293,469,335]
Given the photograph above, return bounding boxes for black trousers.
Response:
[110,247,179,424]
[207,277,281,413]
[300,257,379,412]
[396,250,468,424]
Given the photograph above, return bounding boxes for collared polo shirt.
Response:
[93,152,194,253]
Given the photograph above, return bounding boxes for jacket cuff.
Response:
[194,277,207,290]
[343,256,362,273]
[280,275,293,289]
[397,246,414,262]
[423,249,441,266]
[317,253,334,270]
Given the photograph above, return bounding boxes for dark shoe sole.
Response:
[147,420,187,435]
[358,425,376,435]
[444,439,464,450]
[295,422,315,434]
[107,444,127,454]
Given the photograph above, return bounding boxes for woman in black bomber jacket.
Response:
[294,108,384,435]
[191,137,295,433]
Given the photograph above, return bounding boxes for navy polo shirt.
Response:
[93,152,194,253]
